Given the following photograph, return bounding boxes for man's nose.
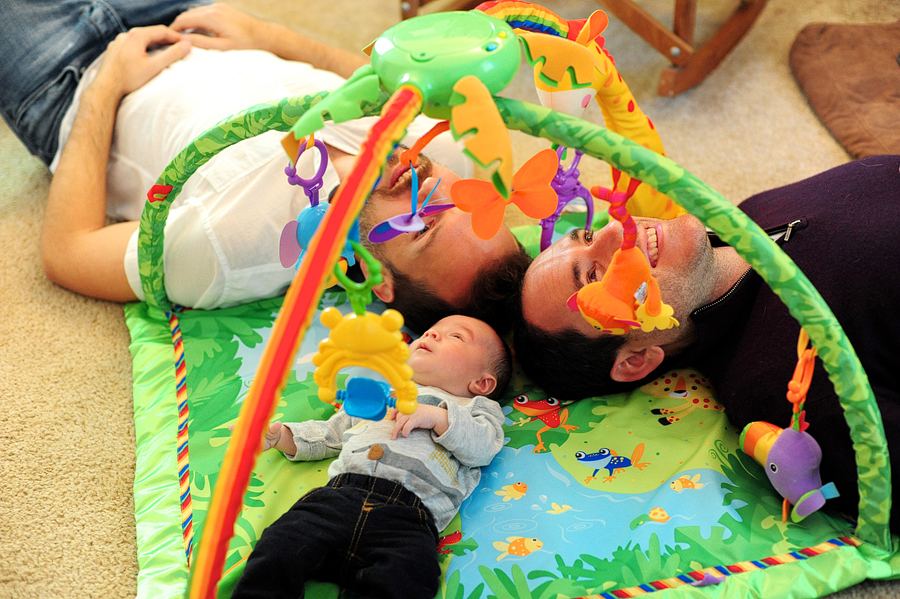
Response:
[589,220,624,257]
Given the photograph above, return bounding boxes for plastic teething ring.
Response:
[285,138,330,198]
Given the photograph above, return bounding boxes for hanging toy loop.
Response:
[331,240,383,316]
[285,136,329,206]
[539,145,595,251]
[313,241,418,419]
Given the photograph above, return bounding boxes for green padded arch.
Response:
[137,92,891,550]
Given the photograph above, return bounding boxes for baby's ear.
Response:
[468,373,497,397]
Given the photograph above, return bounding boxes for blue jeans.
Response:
[0,0,209,165]
[232,473,442,599]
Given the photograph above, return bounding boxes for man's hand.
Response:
[390,405,450,439]
[170,2,368,78]
[171,3,273,52]
[97,26,191,99]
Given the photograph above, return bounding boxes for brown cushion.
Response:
[790,20,900,158]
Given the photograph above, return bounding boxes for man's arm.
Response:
[41,26,191,301]
[170,3,368,79]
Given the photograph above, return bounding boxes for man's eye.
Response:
[584,230,593,243]
[588,269,598,283]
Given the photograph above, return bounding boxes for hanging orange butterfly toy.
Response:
[388,116,560,243]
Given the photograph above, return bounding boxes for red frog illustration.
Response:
[512,394,580,453]
[437,530,463,554]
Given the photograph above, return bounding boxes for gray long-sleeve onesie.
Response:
[282,385,506,530]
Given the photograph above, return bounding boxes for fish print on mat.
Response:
[495,481,528,501]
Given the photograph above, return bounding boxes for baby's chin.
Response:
[405,352,432,373]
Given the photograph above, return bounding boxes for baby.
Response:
[232,314,511,599]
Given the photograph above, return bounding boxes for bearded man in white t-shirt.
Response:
[2,2,529,333]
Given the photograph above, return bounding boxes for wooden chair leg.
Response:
[673,0,697,46]
[401,0,421,20]
[596,0,693,67]
[657,0,768,96]
[594,0,768,96]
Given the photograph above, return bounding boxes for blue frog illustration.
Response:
[576,444,649,483]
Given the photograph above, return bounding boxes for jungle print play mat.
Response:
[125,215,886,599]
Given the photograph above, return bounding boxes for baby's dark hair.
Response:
[486,335,513,401]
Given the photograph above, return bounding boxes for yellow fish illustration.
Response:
[670,474,704,493]
[493,536,543,561]
[546,502,572,515]
[494,482,528,501]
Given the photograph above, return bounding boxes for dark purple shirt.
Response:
[672,155,900,530]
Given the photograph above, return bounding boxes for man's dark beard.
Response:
[357,200,385,260]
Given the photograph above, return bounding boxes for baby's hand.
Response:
[390,405,449,439]
[262,421,284,452]
[229,421,286,452]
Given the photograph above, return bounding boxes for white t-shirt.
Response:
[54,47,472,309]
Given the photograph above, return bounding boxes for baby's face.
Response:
[407,315,500,398]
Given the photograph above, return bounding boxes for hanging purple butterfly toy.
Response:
[366,165,454,243]
[279,138,359,269]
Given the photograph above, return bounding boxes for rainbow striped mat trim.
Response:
[586,537,862,598]
[166,307,194,565]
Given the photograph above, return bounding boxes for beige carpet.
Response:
[2,0,899,597]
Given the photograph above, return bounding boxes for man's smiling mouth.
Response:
[389,157,431,192]
[390,162,412,188]
[646,225,660,268]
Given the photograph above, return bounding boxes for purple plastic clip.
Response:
[539,146,595,251]
[284,137,329,206]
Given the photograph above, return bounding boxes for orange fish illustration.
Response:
[495,482,528,501]
[546,502,572,514]
[670,473,705,493]
[493,536,543,561]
